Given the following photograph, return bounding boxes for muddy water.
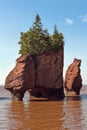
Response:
[0,86,87,130]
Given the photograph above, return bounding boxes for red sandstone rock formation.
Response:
[5,47,64,100]
[64,58,82,96]
[5,54,35,100]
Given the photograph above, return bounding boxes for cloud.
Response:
[65,18,74,25]
[81,14,87,23]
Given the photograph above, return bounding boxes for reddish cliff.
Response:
[64,58,82,96]
[5,47,64,100]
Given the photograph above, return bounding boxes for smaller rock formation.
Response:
[64,58,82,96]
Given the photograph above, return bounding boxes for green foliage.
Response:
[18,14,64,55]
[51,25,64,51]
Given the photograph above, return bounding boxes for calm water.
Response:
[0,86,87,130]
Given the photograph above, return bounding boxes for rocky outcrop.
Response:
[5,46,65,100]
[64,58,82,96]
[5,54,35,100]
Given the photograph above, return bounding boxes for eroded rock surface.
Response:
[5,47,65,100]
[5,54,35,100]
[64,58,82,96]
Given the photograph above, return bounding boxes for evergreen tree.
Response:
[18,14,51,55]
[18,14,64,55]
[52,25,64,51]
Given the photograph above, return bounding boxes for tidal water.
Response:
[0,86,87,130]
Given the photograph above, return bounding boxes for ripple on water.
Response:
[0,86,87,130]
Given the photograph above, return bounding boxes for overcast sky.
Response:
[0,0,87,85]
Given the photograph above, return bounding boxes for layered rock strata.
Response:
[5,47,65,100]
[64,58,82,96]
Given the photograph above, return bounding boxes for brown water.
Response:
[0,86,87,130]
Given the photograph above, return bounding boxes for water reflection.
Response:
[0,92,87,130]
[63,100,82,129]
[29,101,65,130]
[7,100,30,130]
[7,100,66,130]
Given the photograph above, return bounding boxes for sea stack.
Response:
[64,58,82,96]
[5,46,65,100]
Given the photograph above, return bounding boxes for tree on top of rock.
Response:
[33,14,42,30]
[18,14,64,55]
[52,25,64,51]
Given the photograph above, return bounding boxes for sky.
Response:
[0,0,87,85]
